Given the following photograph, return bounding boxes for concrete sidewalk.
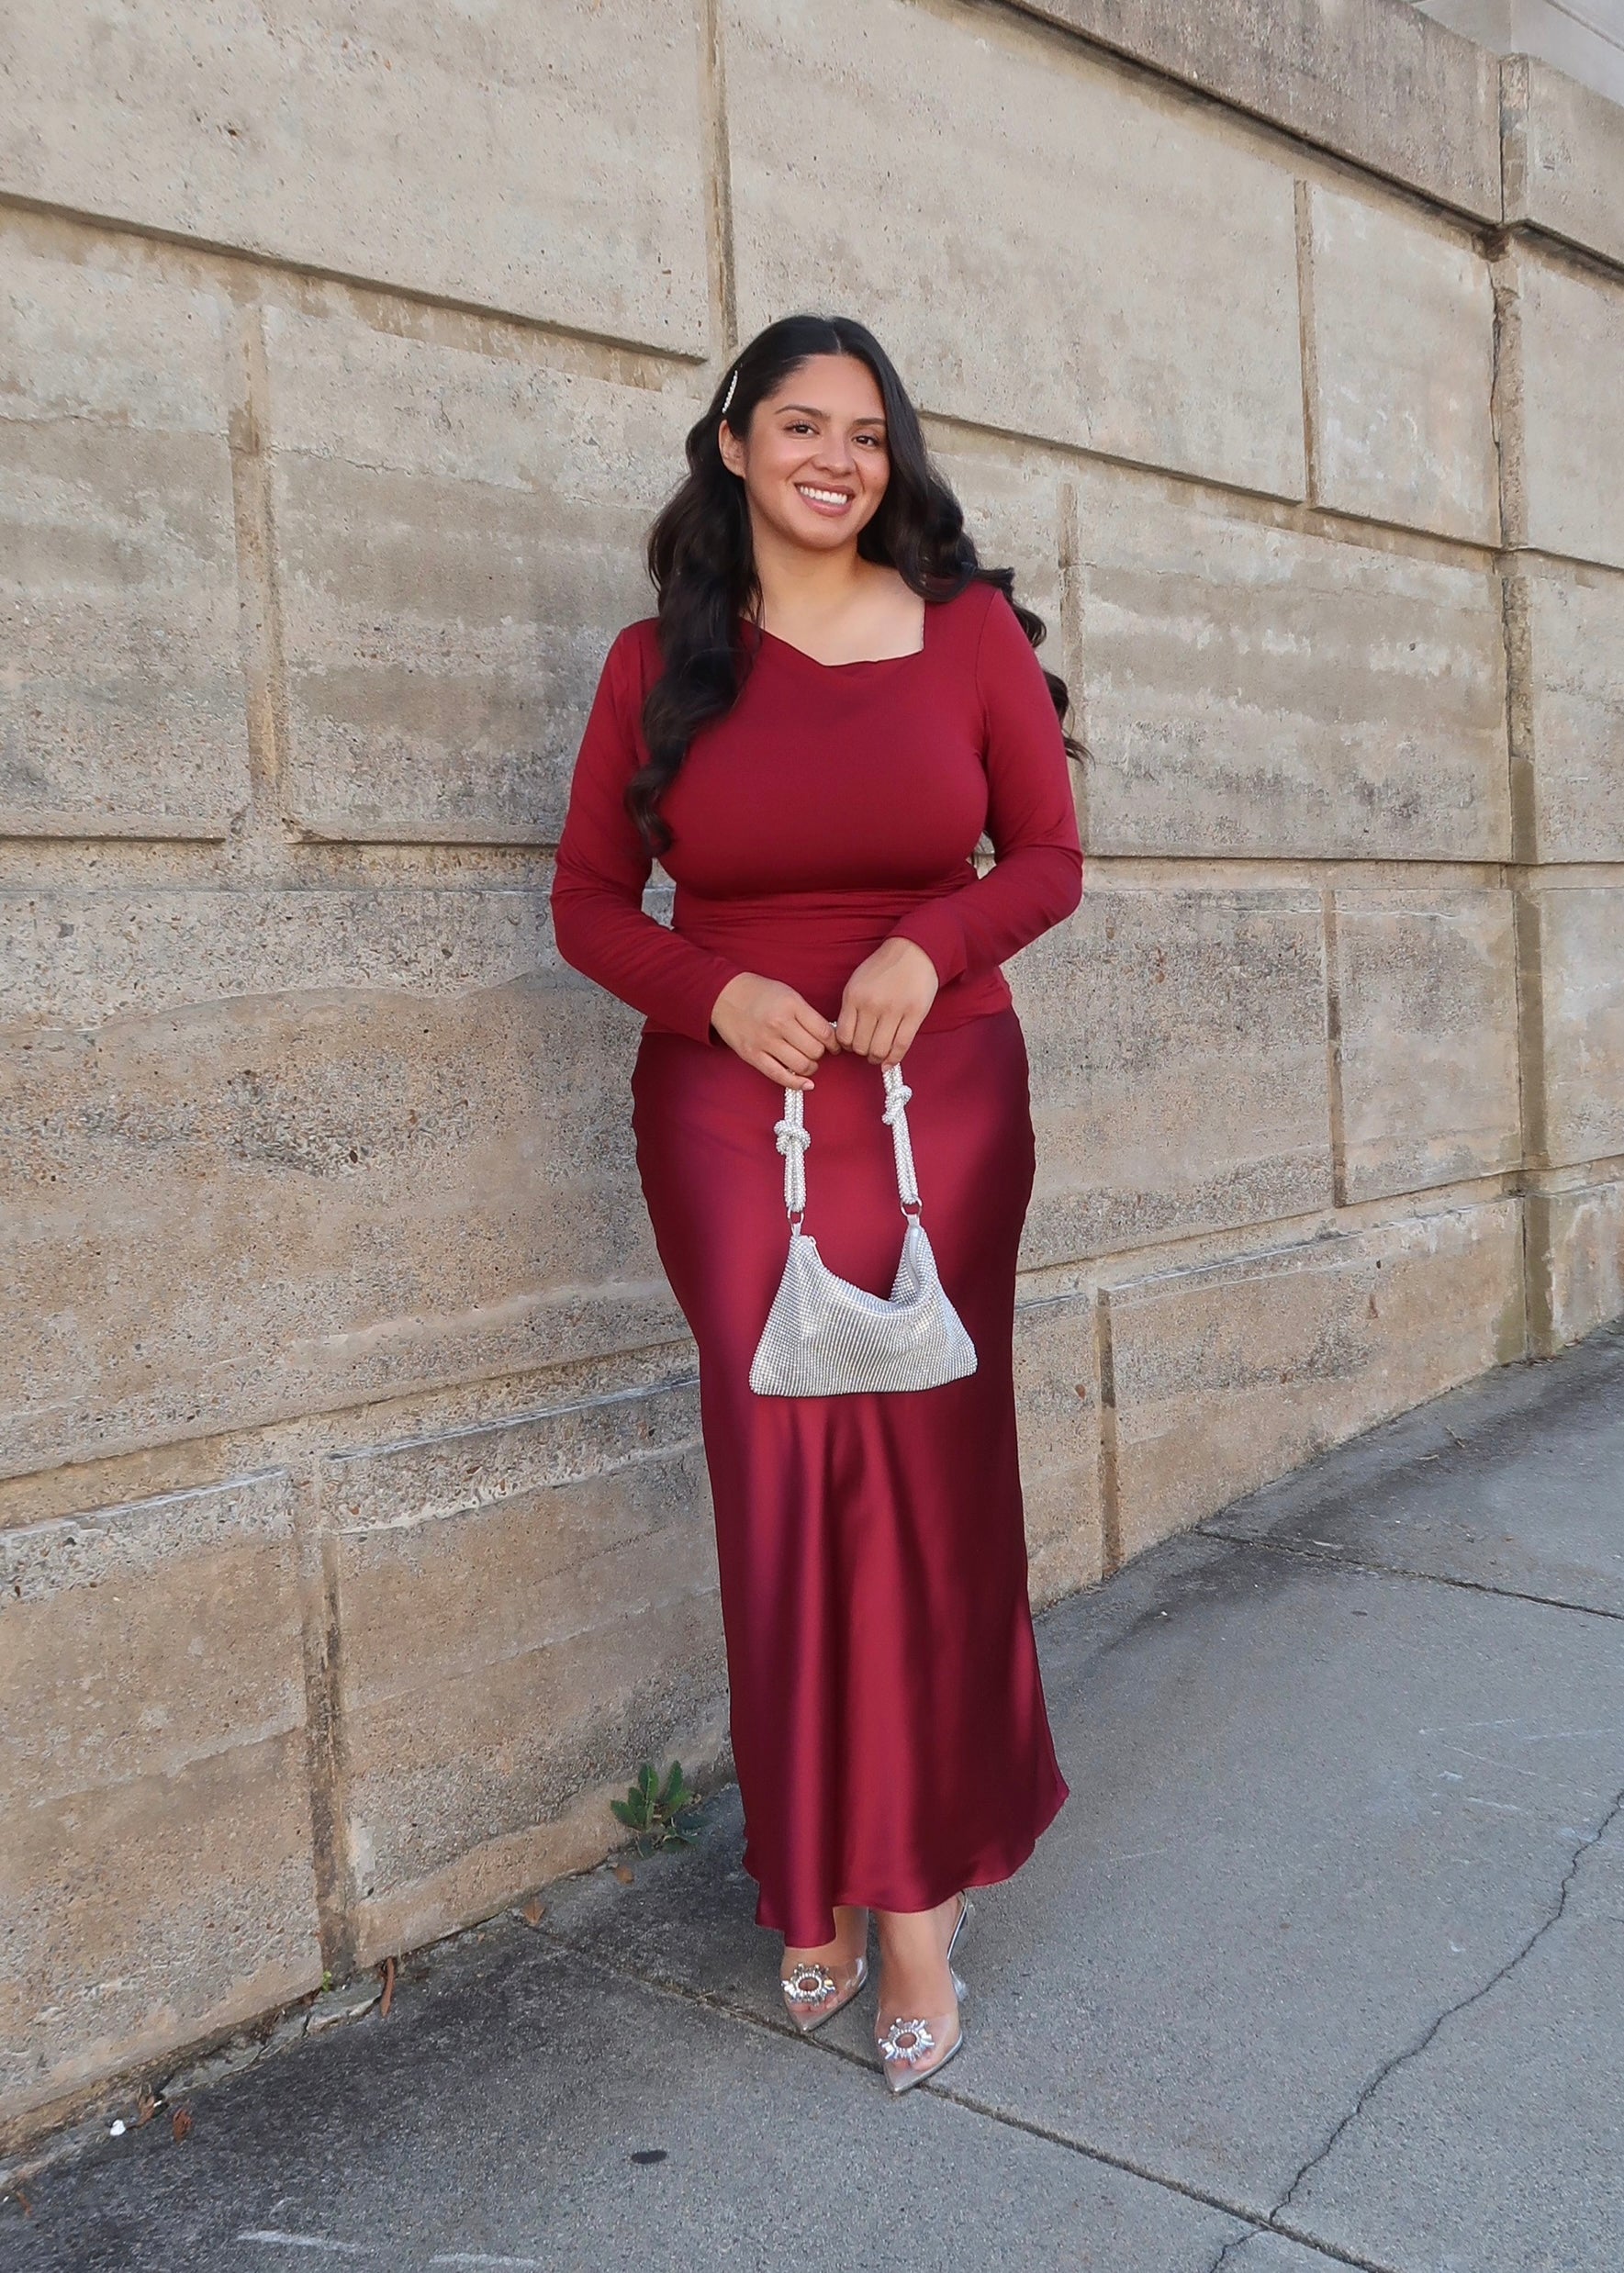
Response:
[6,1326,1622,2273]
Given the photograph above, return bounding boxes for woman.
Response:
[550,313,1085,2093]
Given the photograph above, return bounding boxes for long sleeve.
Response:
[883,589,1084,988]
[550,630,748,1046]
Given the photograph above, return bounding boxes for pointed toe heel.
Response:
[780,1949,868,2035]
[878,2009,965,2096]
[875,1890,974,2096]
[946,1890,974,1968]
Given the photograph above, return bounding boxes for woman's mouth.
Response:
[795,483,854,515]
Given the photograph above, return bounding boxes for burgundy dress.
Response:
[551,578,1083,1946]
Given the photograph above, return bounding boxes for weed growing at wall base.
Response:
[611,1762,699,1855]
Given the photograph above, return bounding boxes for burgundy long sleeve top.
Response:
[550,577,1084,1047]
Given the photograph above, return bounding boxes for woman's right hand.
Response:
[710,972,839,1090]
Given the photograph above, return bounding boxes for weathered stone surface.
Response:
[0,241,247,836]
[1014,1291,1105,1605]
[1007,0,1502,218]
[1070,462,1509,856]
[1106,1201,1524,1553]
[0,1472,319,2120]
[1012,889,1331,1266]
[927,442,1068,651]
[264,309,695,843]
[1517,250,1624,571]
[1334,889,1521,1202]
[0,2,709,351]
[726,0,1305,498]
[1512,565,1624,862]
[322,1383,725,1959]
[1504,53,1624,271]
[1531,1179,1624,1349]
[1527,886,1624,1169]
[0,882,681,1476]
[1307,185,1498,543]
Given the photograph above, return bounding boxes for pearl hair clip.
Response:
[721,363,739,415]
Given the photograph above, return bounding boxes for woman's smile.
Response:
[794,481,856,514]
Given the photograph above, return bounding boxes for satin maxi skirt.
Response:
[631,1005,1069,1947]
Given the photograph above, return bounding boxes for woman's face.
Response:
[718,353,890,554]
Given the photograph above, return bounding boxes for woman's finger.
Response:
[758,1047,814,1088]
[789,1005,837,1055]
[769,1036,819,1077]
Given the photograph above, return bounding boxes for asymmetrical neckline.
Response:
[746,594,932,672]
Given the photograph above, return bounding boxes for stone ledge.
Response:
[1002,0,1501,218]
[1504,53,1624,272]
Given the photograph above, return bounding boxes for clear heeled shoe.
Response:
[779,1910,871,2034]
[875,1890,974,2097]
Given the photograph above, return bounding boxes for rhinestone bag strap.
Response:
[774,1062,919,1226]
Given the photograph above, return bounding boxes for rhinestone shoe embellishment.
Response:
[782,1960,839,2008]
[877,2015,937,2065]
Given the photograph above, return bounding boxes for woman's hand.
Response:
[711,972,840,1090]
[835,937,939,1067]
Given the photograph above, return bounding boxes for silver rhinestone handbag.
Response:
[748,1061,978,1397]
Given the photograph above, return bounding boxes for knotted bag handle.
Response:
[773,1062,921,1229]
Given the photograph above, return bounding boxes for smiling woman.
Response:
[550,314,1086,2095]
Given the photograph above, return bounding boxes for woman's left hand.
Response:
[835,937,940,1067]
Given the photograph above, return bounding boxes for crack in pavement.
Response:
[540,1929,1394,2273]
[1194,1777,1624,2273]
[1200,1527,1624,1625]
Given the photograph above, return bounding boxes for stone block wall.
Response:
[3,0,1621,2143]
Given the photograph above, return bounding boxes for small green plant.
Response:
[611,1761,699,1854]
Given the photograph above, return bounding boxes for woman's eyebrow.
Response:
[776,403,887,423]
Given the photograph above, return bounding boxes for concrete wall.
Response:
[3,0,1622,2144]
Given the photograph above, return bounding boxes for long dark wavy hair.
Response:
[627,313,1086,855]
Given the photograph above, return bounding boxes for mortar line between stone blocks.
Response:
[924,402,1506,565]
[0,186,713,375]
[1512,883,1550,1177]
[228,300,291,840]
[1095,1293,1124,1573]
[1488,245,1527,554]
[1322,885,1348,1209]
[1499,54,1528,229]
[303,1499,359,1978]
[699,0,738,364]
[1499,569,1536,870]
[1057,475,1091,850]
[1500,570,1548,1352]
[1293,179,1321,506]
